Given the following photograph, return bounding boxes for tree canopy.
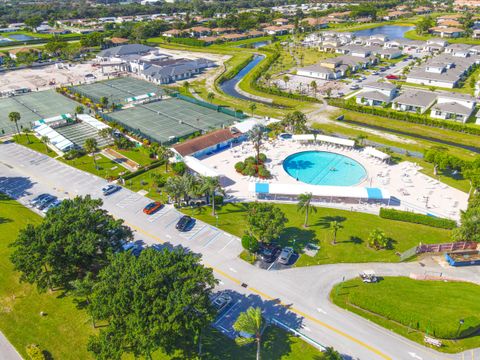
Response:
[10,196,133,291]
[247,202,287,243]
[87,248,217,359]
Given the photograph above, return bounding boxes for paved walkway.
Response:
[0,331,22,360]
[1,142,480,360]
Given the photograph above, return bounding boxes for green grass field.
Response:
[115,146,156,167]
[404,29,480,45]
[61,153,129,179]
[331,277,480,353]
[182,203,452,265]
[13,134,57,158]
[0,195,324,359]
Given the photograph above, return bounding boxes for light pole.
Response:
[215,215,219,227]
[456,319,464,339]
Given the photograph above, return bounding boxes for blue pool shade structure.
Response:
[249,182,390,201]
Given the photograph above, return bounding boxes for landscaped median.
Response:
[181,203,453,266]
[331,276,480,353]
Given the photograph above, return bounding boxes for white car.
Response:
[350,84,360,90]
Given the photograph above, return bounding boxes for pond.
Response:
[219,54,267,102]
[238,40,270,49]
[8,34,36,41]
[353,25,415,39]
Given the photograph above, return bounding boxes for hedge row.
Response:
[328,98,480,136]
[379,208,457,229]
[122,159,165,181]
[166,37,207,47]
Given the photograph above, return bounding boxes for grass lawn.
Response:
[182,203,452,265]
[13,134,56,158]
[404,29,480,45]
[123,165,173,203]
[0,195,323,360]
[331,277,480,353]
[61,153,130,179]
[115,146,155,167]
[337,110,480,155]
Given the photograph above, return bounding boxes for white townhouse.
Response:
[355,81,398,106]
[430,93,476,123]
[392,90,437,114]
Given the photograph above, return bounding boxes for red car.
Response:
[143,202,163,215]
[385,74,399,80]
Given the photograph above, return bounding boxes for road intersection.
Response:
[1,141,480,360]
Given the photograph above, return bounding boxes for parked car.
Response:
[176,215,194,232]
[143,201,163,215]
[122,242,143,257]
[212,292,232,313]
[349,84,360,90]
[42,199,62,213]
[371,71,379,75]
[278,247,294,265]
[30,193,50,206]
[102,184,121,196]
[35,195,57,210]
[258,244,281,263]
[385,74,399,80]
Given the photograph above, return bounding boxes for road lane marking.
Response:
[229,267,237,273]
[408,352,423,360]
[218,238,234,253]
[317,308,327,314]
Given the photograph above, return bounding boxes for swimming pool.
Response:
[283,151,367,186]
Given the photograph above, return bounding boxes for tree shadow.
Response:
[277,227,318,253]
[0,216,12,225]
[0,176,36,200]
[313,216,347,229]
[337,236,364,245]
[42,350,54,360]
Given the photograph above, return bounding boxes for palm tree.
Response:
[297,193,317,227]
[165,176,183,206]
[75,105,84,119]
[207,92,215,103]
[330,220,342,245]
[9,111,21,136]
[99,96,109,110]
[183,81,190,93]
[233,307,264,360]
[248,125,263,163]
[84,138,99,170]
[200,176,222,215]
[158,146,174,172]
[23,129,32,144]
[283,75,290,88]
[98,128,114,143]
[40,136,50,153]
[249,103,257,117]
[310,80,317,97]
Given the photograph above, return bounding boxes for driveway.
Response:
[1,142,480,360]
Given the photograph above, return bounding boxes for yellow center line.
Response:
[128,222,391,359]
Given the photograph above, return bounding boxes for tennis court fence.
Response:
[67,86,104,105]
[171,93,248,119]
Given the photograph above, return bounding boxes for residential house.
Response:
[383,11,411,20]
[444,43,472,57]
[162,29,185,38]
[372,47,403,59]
[355,82,398,106]
[96,44,154,62]
[297,63,343,80]
[473,29,480,39]
[392,90,437,114]
[8,47,41,60]
[263,24,295,35]
[187,26,211,37]
[273,18,289,26]
[430,93,476,122]
[429,26,465,38]
[336,45,372,58]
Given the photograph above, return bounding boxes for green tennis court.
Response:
[107,97,237,143]
[72,77,164,105]
[0,90,79,136]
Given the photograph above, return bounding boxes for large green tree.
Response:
[87,248,217,359]
[282,111,307,134]
[247,202,287,243]
[10,196,132,291]
[454,193,480,243]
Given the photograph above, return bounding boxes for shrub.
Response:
[258,153,267,163]
[379,208,457,229]
[63,148,85,160]
[244,156,256,165]
[243,163,257,176]
[241,234,259,254]
[214,195,224,206]
[114,136,135,150]
[26,344,45,360]
[235,161,245,173]
[172,161,186,175]
[257,165,271,179]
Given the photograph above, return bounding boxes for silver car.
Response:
[278,247,294,265]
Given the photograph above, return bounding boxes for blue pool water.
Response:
[283,151,367,186]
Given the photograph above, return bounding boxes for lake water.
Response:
[8,34,35,41]
[353,25,415,39]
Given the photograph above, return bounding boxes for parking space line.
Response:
[147,208,172,222]
[202,231,222,248]
[218,238,234,253]
[214,301,241,325]
[164,215,182,229]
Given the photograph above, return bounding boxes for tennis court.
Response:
[106,97,237,143]
[71,77,164,105]
[0,90,79,136]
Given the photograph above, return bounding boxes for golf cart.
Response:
[359,270,378,283]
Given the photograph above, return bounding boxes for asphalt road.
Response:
[1,141,480,360]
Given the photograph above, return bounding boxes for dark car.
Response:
[176,215,194,232]
[30,193,50,206]
[258,244,281,263]
[35,195,57,210]
[102,184,121,196]
[143,201,163,215]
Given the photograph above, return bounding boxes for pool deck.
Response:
[200,140,468,221]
